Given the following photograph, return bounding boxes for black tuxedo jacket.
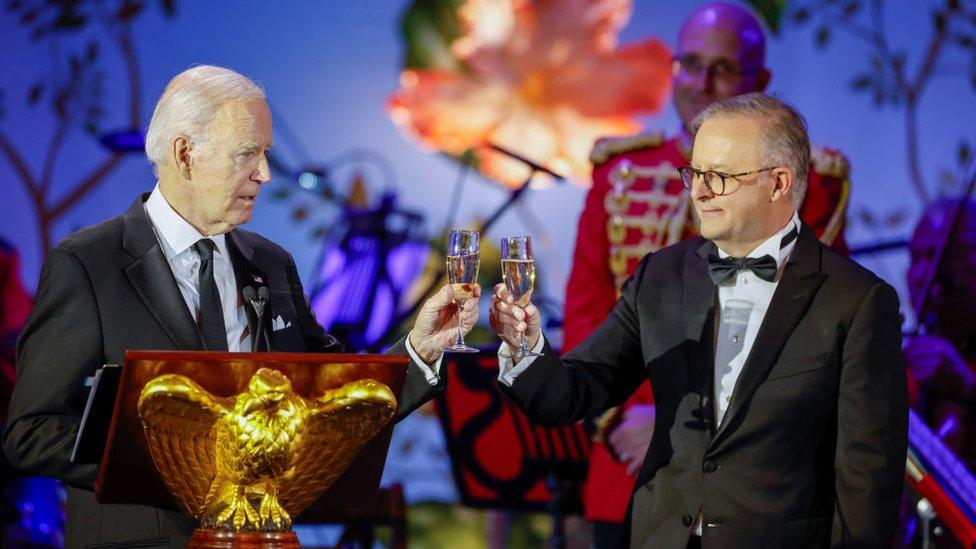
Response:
[504,227,907,548]
[4,195,442,548]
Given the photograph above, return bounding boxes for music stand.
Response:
[434,350,590,549]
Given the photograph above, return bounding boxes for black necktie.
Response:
[193,239,228,351]
[707,224,798,285]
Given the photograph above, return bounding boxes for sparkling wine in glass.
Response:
[501,236,542,358]
[445,229,480,353]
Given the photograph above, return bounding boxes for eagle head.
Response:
[240,368,292,415]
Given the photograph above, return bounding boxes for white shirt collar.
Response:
[717,210,801,269]
[144,184,228,260]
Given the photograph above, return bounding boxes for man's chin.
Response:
[230,211,253,227]
[696,220,720,240]
[212,216,250,235]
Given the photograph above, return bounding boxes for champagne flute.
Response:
[445,229,480,353]
[501,236,543,358]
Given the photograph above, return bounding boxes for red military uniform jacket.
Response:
[0,239,32,422]
[567,131,852,523]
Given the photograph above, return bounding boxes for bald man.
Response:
[569,4,853,547]
[673,1,770,151]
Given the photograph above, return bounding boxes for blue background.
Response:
[2,1,974,325]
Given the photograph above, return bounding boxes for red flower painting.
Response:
[388,0,671,188]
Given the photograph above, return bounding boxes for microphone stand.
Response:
[478,143,567,231]
[244,286,271,352]
[375,143,567,348]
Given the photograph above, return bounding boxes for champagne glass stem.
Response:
[455,300,466,347]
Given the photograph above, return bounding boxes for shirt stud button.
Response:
[732,335,740,343]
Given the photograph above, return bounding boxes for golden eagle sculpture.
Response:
[137,367,396,532]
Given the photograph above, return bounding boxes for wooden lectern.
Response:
[88,350,408,546]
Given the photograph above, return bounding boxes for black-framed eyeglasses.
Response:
[672,53,764,80]
[677,165,777,195]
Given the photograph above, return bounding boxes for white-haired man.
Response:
[491,93,906,547]
[4,65,475,548]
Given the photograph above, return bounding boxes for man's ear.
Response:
[173,136,192,180]
[769,167,793,203]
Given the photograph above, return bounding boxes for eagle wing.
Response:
[277,379,396,516]
[137,374,231,518]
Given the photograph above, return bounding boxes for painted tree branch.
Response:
[40,121,70,194]
[904,27,948,204]
[39,8,145,239]
[48,153,124,221]
[4,3,146,259]
[805,1,963,204]
[0,132,40,199]
[120,27,141,128]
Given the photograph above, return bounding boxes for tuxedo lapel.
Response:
[121,194,203,350]
[684,239,717,341]
[226,231,271,351]
[684,239,719,433]
[708,227,827,450]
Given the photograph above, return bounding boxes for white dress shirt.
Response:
[497,212,801,535]
[497,333,546,385]
[404,332,443,385]
[144,186,251,352]
[690,212,800,535]
[498,211,801,394]
[144,186,442,382]
[712,211,800,426]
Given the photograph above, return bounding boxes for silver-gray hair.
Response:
[691,93,809,209]
[144,65,265,171]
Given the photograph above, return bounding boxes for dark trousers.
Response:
[592,520,627,549]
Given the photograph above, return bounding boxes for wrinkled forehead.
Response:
[692,114,764,166]
[210,99,273,148]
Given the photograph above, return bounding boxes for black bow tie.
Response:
[707,223,798,284]
[708,254,778,284]
[708,225,800,286]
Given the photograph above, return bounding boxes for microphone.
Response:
[243,286,271,352]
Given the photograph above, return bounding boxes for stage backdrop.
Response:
[2,0,974,329]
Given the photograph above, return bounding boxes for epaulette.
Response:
[589,130,665,166]
[811,144,850,179]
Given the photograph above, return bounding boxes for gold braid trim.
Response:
[820,177,850,246]
[594,406,625,447]
[811,144,851,179]
[810,144,852,246]
[589,131,665,166]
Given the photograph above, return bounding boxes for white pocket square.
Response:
[272,315,293,331]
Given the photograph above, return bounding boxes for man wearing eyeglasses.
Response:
[493,93,906,548]
[568,5,852,547]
